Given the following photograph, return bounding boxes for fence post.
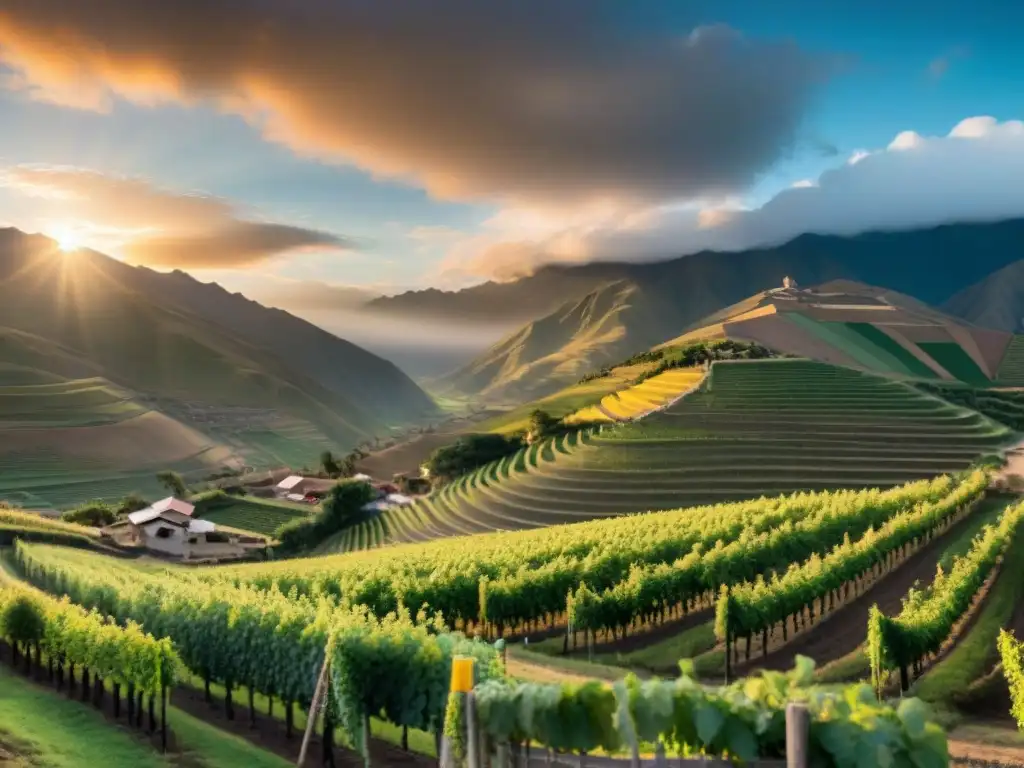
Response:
[785,702,809,768]
[654,741,667,767]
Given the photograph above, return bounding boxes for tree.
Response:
[62,501,118,527]
[320,451,341,478]
[424,433,524,483]
[156,470,188,497]
[527,410,560,444]
[116,493,149,516]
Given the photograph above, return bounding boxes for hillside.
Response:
[440,273,1021,400]
[0,229,438,505]
[368,218,1024,329]
[659,280,1015,386]
[435,280,688,401]
[368,359,1013,545]
[943,259,1024,333]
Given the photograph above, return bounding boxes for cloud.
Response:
[446,116,1024,280]
[0,2,826,208]
[0,165,351,267]
[239,277,380,312]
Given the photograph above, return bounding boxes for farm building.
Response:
[274,475,337,499]
[125,496,250,561]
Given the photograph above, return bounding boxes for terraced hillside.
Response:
[0,376,235,509]
[350,359,1012,549]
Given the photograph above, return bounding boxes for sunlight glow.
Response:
[51,227,80,253]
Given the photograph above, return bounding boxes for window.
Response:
[154,527,174,539]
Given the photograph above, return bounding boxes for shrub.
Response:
[424,433,525,483]
[0,593,46,649]
[61,501,117,527]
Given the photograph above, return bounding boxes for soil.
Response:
[170,685,434,768]
[949,739,1024,766]
[736,512,980,674]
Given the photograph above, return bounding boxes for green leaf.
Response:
[694,701,725,745]
[896,698,930,740]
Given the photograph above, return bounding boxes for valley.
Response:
[6,244,1024,767]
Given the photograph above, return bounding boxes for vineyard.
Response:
[201,472,986,643]
[356,360,1010,548]
[1,538,956,766]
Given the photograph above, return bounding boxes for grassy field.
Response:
[191,493,314,537]
[369,359,1013,545]
[0,665,170,768]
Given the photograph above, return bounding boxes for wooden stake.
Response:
[297,654,331,767]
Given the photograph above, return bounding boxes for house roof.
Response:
[276,475,305,490]
[128,496,195,526]
[385,493,413,506]
[188,519,216,534]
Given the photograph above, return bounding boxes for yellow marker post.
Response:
[450,655,475,693]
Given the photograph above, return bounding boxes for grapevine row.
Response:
[565,470,986,641]
[0,567,176,736]
[716,469,988,667]
[472,657,947,767]
[208,476,959,633]
[868,498,1024,691]
[11,541,501,748]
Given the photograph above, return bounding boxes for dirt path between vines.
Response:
[736,511,979,674]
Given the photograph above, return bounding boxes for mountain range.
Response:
[419,218,1024,398]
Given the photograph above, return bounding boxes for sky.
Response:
[0,0,1022,304]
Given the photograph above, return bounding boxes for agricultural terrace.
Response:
[564,367,704,423]
[474,362,656,435]
[0,377,233,509]
[362,359,1011,546]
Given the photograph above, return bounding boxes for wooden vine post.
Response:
[297,650,332,767]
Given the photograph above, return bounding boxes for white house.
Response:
[275,475,307,497]
[126,496,249,561]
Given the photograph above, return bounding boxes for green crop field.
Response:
[375,359,1012,544]
[191,492,315,537]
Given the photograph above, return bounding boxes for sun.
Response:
[50,227,80,253]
